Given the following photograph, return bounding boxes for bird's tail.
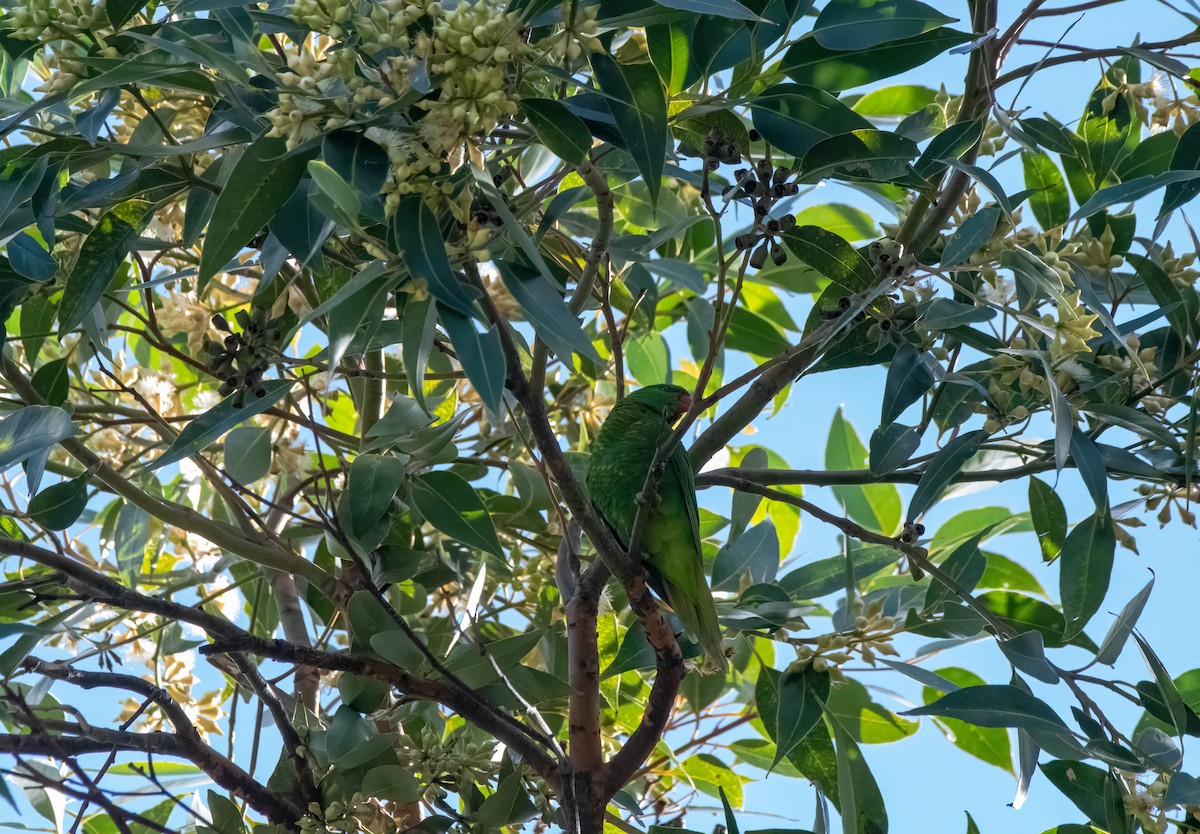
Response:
[667,584,729,675]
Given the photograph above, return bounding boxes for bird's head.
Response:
[624,383,692,422]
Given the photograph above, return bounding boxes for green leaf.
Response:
[437,306,506,415]
[651,0,764,21]
[881,343,935,425]
[940,204,1001,267]
[1094,577,1153,667]
[401,296,438,414]
[913,119,984,181]
[392,195,477,316]
[28,475,87,530]
[906,684,1073,740]
[410,470,502,556]
[793,204,876,242]
[826,677,918,744]
[601,620,657,678]
[1069,427,1108,511]
[782,27,971,91]
[832,720,887,834]
[1028,476,1067,561]
[591,54,668,207]
[1059,509,1115,638]
[445,629,546,688]
[362,765,422,803]
[1022,152,1069,229]
[0,156,48,229]
[922,667,1013,773]
[475,772,538,827]
[321,130,389,203]
[757,665,829,768]
[923,533,985,612]
[1077,84,1133,187]
[494,259,601,363]
[1041,760,1128,834]
[0,406,76,473]
[868,422,920,475]
[197,137,309,293]
[152,379,294,470]
[826,409,901,535]
[1160,121,1200,217]
[347,454,405,539]
[114,502,149,585]
[712,520,779,590]
[1083,402,1180,451]
[781,224,877,302]
[812,0,956,50]
[206,791,246,834]
[1127,252,1197,339]
[523,98,593,164]
[1072,169,1200,221]
[681,754,748,809]
[906,430,986,522]
[30,358,69,407]
[223,426,271,484]
[779,543,898,599]
[852,85,938,117]
[325,705,395,768]
[626,331,671,385]
[58,199,154,333]
[1117,129,1177,179]
[750,84,873,159]
[799,128,918,184]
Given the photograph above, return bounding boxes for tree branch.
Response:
[18,659,303,824]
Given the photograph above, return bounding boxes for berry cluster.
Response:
[728,160,800,269]
[701,130,743,170]
[203,309,282,406]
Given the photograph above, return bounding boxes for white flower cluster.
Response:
[4,0,104,41]
[271,0,524,206]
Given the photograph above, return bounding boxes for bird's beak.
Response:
[677,393,693,415]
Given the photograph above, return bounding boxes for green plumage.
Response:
[586,384,728,673]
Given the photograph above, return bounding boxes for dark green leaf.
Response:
[445,629,545,688]
[1095,577,1153,666]
[321,131,389,203]
[1117,130,1177,179]
[906,430,986,522]
[591,54,668,207]
[832,720,887,834]
[348,454,405,539]
[941,205,1001,267]
[913,119,984,181]
[1127,252,1197,339]
[998,629,1059,684]
[1069,427,1108,510]
[0,156,47,229]
[1073,170,1200,221]
[523,98,593,164]
[869,422,920,475]
[780,543,897,599]
[652,0,764,21]
[30,358,69,407]
[475,772,538,827]
[750,84,872,159]
[0,406,76,473]
[28,476,87,530]
[881,343,935,425]
[437,306,506,415]
[757,665,829,768]
[362,765,422,803]
[410,470,502,556]
[393,196,476,315]
[9,233,56,282]
[906,684,1073,739]
[812,0,955,50]
[494,259,601,363]
[782,28,971,91]
[781,225,877,299]
[827,410,902,535]
[325,705,395,768]
[223,426,271,485]
[152,379,294,470]
[198,137,309,293]
[1041,760,1128,834]
[923,533,985,611]
[59,200,154,333]
[1160,121,1200,217]
[712,520,779,590]
[799,128,919,184]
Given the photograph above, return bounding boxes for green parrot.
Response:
[585,383,728,673]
